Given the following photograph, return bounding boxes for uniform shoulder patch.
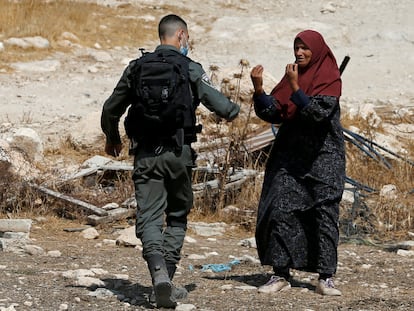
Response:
[201,72,213,85]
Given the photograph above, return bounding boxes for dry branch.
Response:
[28,183,108,216]
[87,208,135,226]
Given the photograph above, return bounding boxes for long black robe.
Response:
[255,94,345,275]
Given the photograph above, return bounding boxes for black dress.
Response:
[254,92,345,275]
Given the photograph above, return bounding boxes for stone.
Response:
[341,189,355,204]
[116,226,141,247]
[1,232,29,240]
[187,254,206,260]
[222,205,240,214]
[220,284,233,290]
[62,269,95,279]
[397,241,414,250]
[102,239,116,246]
[11,60,61,73]
[47,250,62,257]
[58,303,69,310]
[88,50,112,62]
[90,268,108,275]
[175,304,196,311]
[5,36,49,49]
[396,249,414,257]
[10,128,44,162]
[184,236,197,243]
[74,276,105,288]
[24,245,44,255]
[188,222,227,236]
[71,111,122,149]
[0,237,30,252]
[0,139,37,178]
[380,184,398,200]
[81,227,99,240]
[88,288,115,298]
[238,237,257,248]
[205,251,219,257]
[102,202,119,210]
[0,304,18,311]
[236,254,260,265]
[0,219,32,233]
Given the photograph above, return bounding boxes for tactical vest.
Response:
[124,49,200,151]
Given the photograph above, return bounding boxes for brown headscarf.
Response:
[270,30,342,120]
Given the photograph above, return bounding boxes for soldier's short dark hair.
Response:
[158,14,187,39]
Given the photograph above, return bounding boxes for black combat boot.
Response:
[166,262,177,279]
[166,263,188,299]
[146,254,176,308]
[149,262,188,304]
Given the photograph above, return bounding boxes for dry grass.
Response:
[1,2,412,238]
[2,89,413,240]
[0,174,41,215]
[0,0,186,70]
[341,110,414,239]
[3,60,413,240]
[341,109,414,192]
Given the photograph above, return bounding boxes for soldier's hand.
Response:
[105,143,123,157]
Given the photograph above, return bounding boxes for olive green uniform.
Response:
[101,45,240,265]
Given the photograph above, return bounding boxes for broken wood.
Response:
[193,168,259,199]
[64,164,133,182]
[28,183,108,217]
[87,208,135,226]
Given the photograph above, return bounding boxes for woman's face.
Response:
[294,38,312,68]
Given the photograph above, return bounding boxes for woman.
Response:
[250,30,345,296]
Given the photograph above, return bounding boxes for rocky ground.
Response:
[1,218,414,311]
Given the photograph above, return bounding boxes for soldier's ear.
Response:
[178,30,185,41]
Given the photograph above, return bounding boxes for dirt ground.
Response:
[1,217,413,311]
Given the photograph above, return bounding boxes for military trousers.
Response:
[132,144,194,264]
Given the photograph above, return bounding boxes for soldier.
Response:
[101,14,240,308]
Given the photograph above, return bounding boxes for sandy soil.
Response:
[1,0,413,149]
[1,218,413,311]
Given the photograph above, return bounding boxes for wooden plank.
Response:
[196,126,275,162]
[87,208,135,226]
[29,183,108,216]
[65,167,99,180]
[63,164,133,182]
[192,168,258,192]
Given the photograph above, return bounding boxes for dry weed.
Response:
[0,175,43,215]
[1,3,412,237]
[341,110,414,237]
[0,0,187,70]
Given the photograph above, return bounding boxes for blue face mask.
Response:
[180,36,189,56]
